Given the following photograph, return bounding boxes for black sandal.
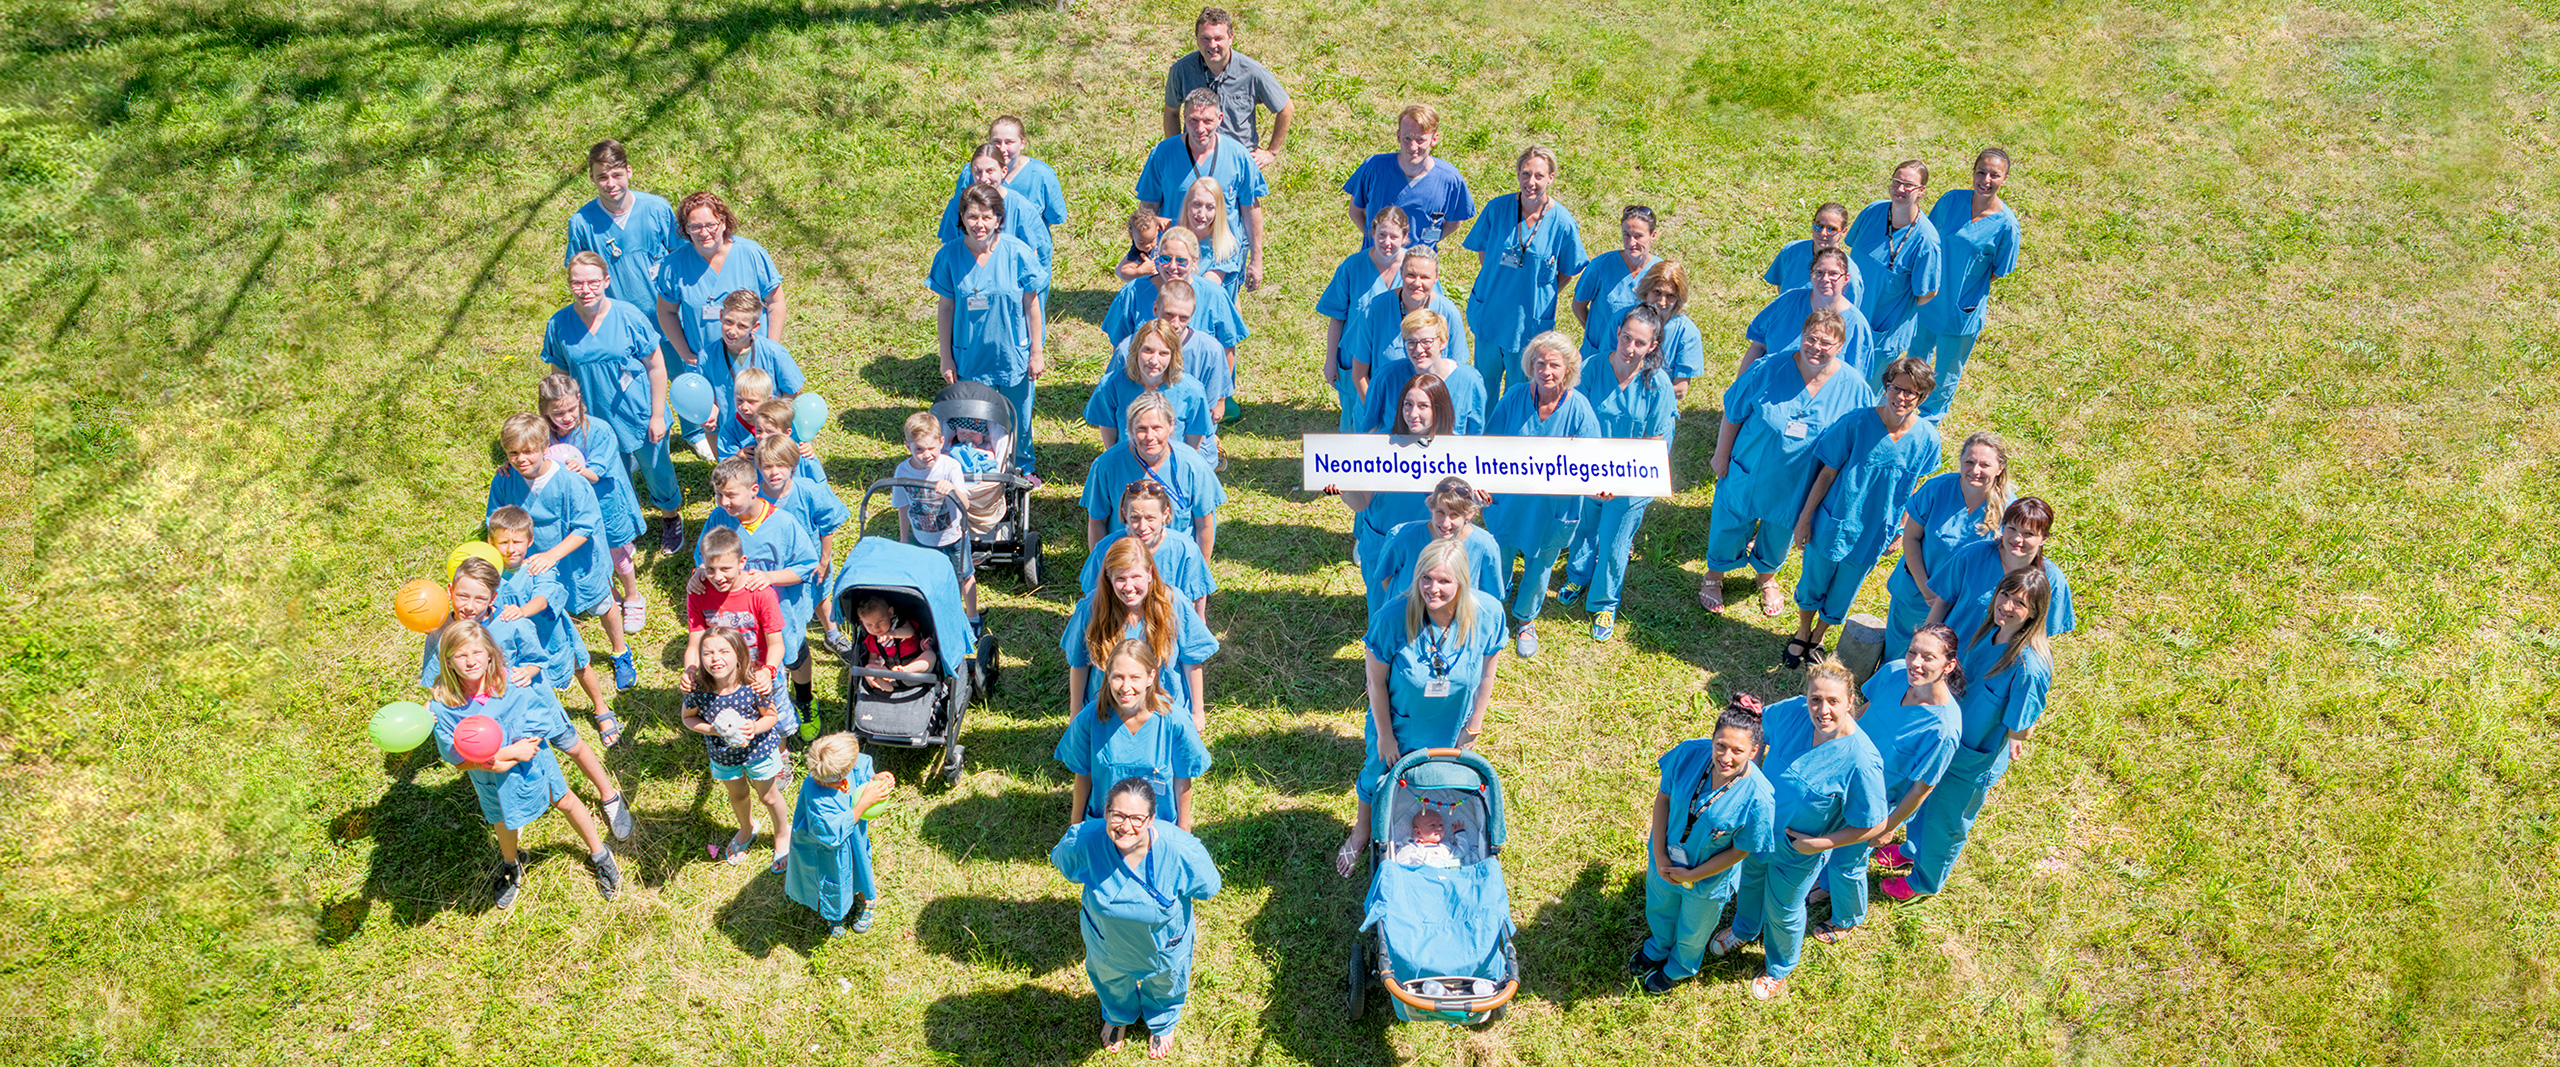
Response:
[1782,636,1813,669]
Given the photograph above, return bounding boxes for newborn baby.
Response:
[1390,809,1472,869]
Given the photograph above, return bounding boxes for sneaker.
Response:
[822,628,854,655]
[1513,624,1540,659]
[622,597,647,633]
[490,861,522,909]
[689,436,715,463]
[828,921,848,938]
[798,717,820,742]
[658,515,684,554]
[1639,968,1682,996]
[1626,948,1666,976]
[603,792,632,842]
[1556,582,1584,607]
[612,650,637,690]
[850,900,875,934]
[1591,611,1615,641]
[588,848,622,901]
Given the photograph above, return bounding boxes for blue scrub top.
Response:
[1083,443,1226,533]
[1319,250,1399,368]
[785,753,879,914]
[432,687,575,831]
[1916,190,2019,337]
[1757,696,1889,841]
[1576,355,1678,443]
[1055,710,1213,818]
[1929,539,2078,648]
[1052,820,1222,973]
[1107,328,1234,404]
[1656,741,1776,897]
[1343,154,1474,248]
[699,335,806,424]
[953,157,1070,229]
[1085,374,1214,441]
[655,234,783,371]
[542,301,663,450]
[766,478,849,540]
[1573,251,1659,358]
[1746,287,1879,380]
[1481,384,1602,548]
[1361,357,1487,436]
[1856,664,1962,797]
[928,235,1049,387]
[1347,288,1471,374]
[1080,530,1218,605]
[1952,638,2053,757]
[1060,595,1220,715]
[1135,134,1267,245]
[1718,358,1878,523]
[1354,487,1432,542]
[939,183,1055,275]
[1463,194,1591,357]
[486,465,608,614]
[1763,239,1868,309]
[1887,473,1997,604]
[555,417,642,548]
[1364,591,1509,752]
[496,566,584,688]
[1376,521,1508,605]
[1845,200,1943,348]
[1102,274,1248,350]
[417,613,550,691]
[695,503,820,660]
[1807,410,1943,563]
[1659,314,1706,382]
[566,191,681,310]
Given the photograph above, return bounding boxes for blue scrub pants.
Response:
[1882,584,1928,661]
[1499,517,1578,624]
[1729,848,1824,980]
[981,377,1037,474]
[1356,519,1398,617]
[1333,365,1363,433]
[1908,327,1981,422]
[1816,840,1874,929]
[1563,495,1652,614]
[1906,753,2006,895]
[1704,498,1791,576]
[623,444,681,514]
[1641,851,1733,980]
[1089,941,1194,1034]
[1475,343,1521,406]
[1794,548,1879,624]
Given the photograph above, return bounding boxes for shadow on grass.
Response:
[914,894,1081,974]
[321,749,493,942]
[1205,725,1363,797]
[923,983,1097,1067]
[923,721,1071,784]
[918,787,1070,864]
[1196,807,1395,1064]
[1512,859,1651,1008]
[713,864,826,960]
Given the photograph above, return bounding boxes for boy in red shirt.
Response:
[684,526,790,712]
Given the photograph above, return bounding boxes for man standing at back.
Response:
[1161,8,1293,171]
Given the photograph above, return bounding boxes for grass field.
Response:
[4,0,2558,1062]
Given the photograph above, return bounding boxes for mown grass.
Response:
[2,0,2557,1063]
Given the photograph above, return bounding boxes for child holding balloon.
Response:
[753,396,827,484]
[424,556,633,841]
[787,732,894,936]
[429,621,621,907]
[485,414,630,696]
[683,625,797,869]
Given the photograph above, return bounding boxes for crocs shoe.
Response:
[1873,842,1912,869]
[612,650,637,690]
[1592,611,1615,641]
[1878,875,1920,901]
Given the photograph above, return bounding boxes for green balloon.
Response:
[370,702,432,753]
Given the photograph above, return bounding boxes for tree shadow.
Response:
[930,721,1074,784]
[923,983,1098,1067]
[1513,859,1656,1008]
[1205,725,1363,797]
[712,862,826,960]
[1194,807,1396,1065]
[917,786,1069,864]
[913,894,1082,975]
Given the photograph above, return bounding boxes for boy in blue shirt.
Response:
[691,455,821,722]
[1342,103,1474,249]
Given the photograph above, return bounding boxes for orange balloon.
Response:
[393,578,450,634]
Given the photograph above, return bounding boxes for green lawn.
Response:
[4,0,2557,1062]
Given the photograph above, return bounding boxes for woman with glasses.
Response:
[1762,202,1865,311]
[1910,148,2021,421]
[1782,357,1943,667]
[1572,205,1661,359]
[1733,247,1875,381]
[1103,227,1248,369]
[655,191,786,462]
[1845,160,1942,369]
[1052,776,1223,1058]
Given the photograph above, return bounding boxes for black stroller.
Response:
[826,535,979,786]
[930,380,1046,591]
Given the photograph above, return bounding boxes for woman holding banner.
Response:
[1558,305,1676,642]
[1329,372,1464,616]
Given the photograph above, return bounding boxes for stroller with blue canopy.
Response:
[826,535,980,786]
[1346,748,1520,1025]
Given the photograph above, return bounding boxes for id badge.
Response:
[1667,844,1690,867]
[1421,226,1443,244]
[618,371,636,393]
[1423,677,1452,698]
[967,293,992,311]
[645,262,660,282]
[702,298,723,323]
[1784,418,1810,439]
[1499,247,1524,269]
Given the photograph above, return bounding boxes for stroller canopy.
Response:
[830,536,978,675]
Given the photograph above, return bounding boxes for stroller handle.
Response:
[1377,971,1520,1015]
[856,477,973,536]
[844,665,940,685]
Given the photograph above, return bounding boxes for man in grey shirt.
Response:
[1160,8,1293,169]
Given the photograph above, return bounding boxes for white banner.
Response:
[1302,434,1673,497]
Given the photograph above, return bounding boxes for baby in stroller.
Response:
[1391,810,1475,870]
[851,595,938,694]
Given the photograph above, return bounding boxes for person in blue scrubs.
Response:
[1714,662,1885,1001]
[1319,208,1410,430]
[693,457,821,687]
[1809,627,1960,943]
[1630,706,1774,995]
[931,185,1050,477]
[1342,103,1474,249]
[1885,430,2011,659]
[1763,202,1866,309]
[1086,320,1213,451]
[1103,227,1246,377]
[1052,778,1222,1057]
[564,139,680,326]
[1637,261,1706,401]
[1138,88,1268,291]
[1348,247,1472,427]
[1786,356,1945,666]
[428,623,617,908]
[787,733,892,936]
[1082,480,1218,621]
[1359,308,1485,435]
[1104,279,1235,464]
[1925,496,2076,645]
[1175,177,1248,302]
[1330,374,1460,614]
[1845,160,1943,370]
[1334,538,1509,876]
[700,289,806,428]
[953,116,1068,272]
[1465,144,1590,400]
[1880,569,2053,902]
[546,253,682,553]
[1559,306,1677,642]
[940,142,1054,303]
[487,416,611,630]
[538,373,646,631]
[1573,205,1660,359]
[1735,247,1875,380]
[1058,637,1213,828]
[1373,476,1508,613]
[1064,537,1220,730]
[1083,392,1225,562]
[655,191,786,461]
[1701,310,1878,618]
[1482,332,1600,657]
[1912,149,2022,421]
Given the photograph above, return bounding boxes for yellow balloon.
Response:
[445,541,504,580]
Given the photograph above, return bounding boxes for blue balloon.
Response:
[791,393,830,443]
[669,373,715,425]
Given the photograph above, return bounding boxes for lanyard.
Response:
[1884,220,1914,271]
[1122,843,1175,909]
[1140,457,1189,513]
[1418,618,1455,679]
[1676,767,1736,846]
[1512,202,1544,256]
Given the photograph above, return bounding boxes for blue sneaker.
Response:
[612,650,637,689]
[1557,582,1584,607]
[1514,623,1540,658]
[1592,611,1615,641]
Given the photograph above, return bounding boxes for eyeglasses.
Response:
[1810,269,1848,280]
[1622,205,1656,223]
[685,222,724,235]
[1105,810,1151,825]
[1155,255,1193,266]
[1885,383,1925,400]
[1812,223,1845,235]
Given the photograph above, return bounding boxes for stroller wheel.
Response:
[1345,937,1368,1019]
[975,631,1002,700]
[1019,529,1044,589]
[943,743,967,787]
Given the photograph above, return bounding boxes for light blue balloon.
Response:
[669,373,715,425]
[791,393,830,443]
